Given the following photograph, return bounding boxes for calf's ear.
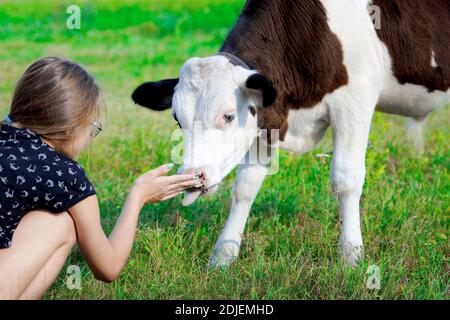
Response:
[245,73,277,107]
[131,78,179,111]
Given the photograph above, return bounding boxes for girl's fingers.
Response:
[165,179,201,193]
[161,174,197,185]
[164,184,194,197]
[161,191,182,201]
[173,179,202,189]
[163,187,187,198]
[171,185,193,194]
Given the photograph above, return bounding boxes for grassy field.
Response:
[0,0,448,300]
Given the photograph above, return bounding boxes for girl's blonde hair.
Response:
[4,57,101,158]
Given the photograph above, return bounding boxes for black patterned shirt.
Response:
[0,124,96,248]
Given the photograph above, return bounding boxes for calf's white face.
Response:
[174,57,261,205]
[132,55,277,206]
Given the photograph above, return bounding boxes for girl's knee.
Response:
[58,212,76,246]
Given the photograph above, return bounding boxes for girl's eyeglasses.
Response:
[90,122,103,138]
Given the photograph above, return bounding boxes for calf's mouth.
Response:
[181,170,218,206]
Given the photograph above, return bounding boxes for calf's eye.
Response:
[224,112,236,123]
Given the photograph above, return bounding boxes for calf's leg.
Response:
[209,147,270,268]
[329,92,377,266]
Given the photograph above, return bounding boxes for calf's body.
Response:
[133,0,449,267]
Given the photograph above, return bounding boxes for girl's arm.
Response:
[68,164,200,282]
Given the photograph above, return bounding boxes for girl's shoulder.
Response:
[1,123,52,153]
[2,123,70,162]
[1,124,79,171]
[0,124,96,213]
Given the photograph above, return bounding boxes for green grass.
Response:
[0,0,448,300]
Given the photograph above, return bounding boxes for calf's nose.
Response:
[181,167,207,183]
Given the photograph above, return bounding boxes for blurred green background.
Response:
[0,0,448,299]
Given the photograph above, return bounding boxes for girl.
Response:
[0,57,201,299]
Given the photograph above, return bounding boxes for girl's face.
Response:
[41,112,101,159]
[71,124,92,159]
[42,123,96,160]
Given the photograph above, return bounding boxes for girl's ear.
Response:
[131,78,179,111]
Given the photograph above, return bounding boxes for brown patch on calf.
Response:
[220,0,349,141]
[373,0,450,92]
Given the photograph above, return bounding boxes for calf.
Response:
[132,0,449,267]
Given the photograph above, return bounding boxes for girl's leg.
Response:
[18,237,75,300]
[0,210,76,300]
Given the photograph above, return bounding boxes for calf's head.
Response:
[132,55,276,205]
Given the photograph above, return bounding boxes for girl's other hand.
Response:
[131,164,201,206]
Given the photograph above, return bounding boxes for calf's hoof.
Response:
[340,241,363,267]
[208,240,240,269]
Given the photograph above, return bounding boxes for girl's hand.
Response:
[131,164,201,206]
